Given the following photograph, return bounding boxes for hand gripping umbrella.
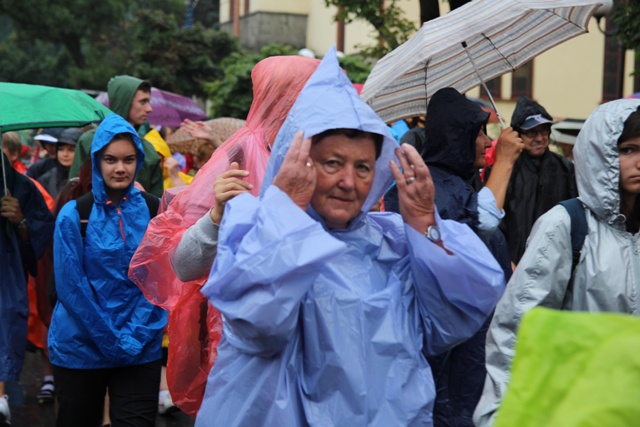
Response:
[360,0,602,128]
[0,82,112,195]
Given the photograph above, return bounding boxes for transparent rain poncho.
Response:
[129,55,321,416]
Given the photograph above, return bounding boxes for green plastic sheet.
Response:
[495,307,640,427]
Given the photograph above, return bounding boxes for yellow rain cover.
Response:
[144,128,172,159]
[495,307,640,427]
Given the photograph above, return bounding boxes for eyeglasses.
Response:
[521,127,551,138]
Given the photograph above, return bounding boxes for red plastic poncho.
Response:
[129,55,320,417]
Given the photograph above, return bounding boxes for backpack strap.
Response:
[75,191,158,238]
[140,191,160,218]
[75,192,95,238]
[559,198,588,272]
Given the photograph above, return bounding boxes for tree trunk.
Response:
[420,0,440,24]
[64,37,86,68]
[449,0,471,11]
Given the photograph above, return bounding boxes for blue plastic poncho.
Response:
[48,114,167,368]
[1,152,54,380]
[196,48,505,426]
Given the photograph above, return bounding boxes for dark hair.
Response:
[138,80,152,93]
[111,132,135,145]
[96,133,136,162]
[311,128,383,159]
[618,107,640,145]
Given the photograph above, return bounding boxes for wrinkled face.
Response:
[520,124,551,158]
[310,134,376,230]
[473,128,492,169]
[128,89,152,127]
[619,136,640,198]
[57,143,75,168]
[100,138,137,193]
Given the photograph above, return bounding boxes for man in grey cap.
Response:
[26,128,64,181]
[484,96,577,265]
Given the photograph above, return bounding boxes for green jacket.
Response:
[69,76,163,197]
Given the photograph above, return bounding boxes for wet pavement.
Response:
[6,349,195,427]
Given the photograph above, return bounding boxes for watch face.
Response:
[427,225,441,242]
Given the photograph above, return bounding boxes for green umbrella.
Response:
[0,82,113,194]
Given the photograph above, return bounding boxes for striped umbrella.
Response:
[361,0,602,127]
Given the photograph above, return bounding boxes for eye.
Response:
[103,157,116,164]
[619,144,639,155]
[356,163,372,178]
[323,159,341,172]
[125,156,137,164]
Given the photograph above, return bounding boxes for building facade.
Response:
[220,0,637,124]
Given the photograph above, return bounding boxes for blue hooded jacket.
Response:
[1,152,54,380]
[48,114,166,368]
[196,48,504,426]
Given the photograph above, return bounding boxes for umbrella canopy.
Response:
[361,0,601,125]
[96,87,207,127]
[0,82,113,194]
[0,82,112,132]
[166,117,246,154]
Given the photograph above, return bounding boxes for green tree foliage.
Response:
[205,44,373,119]
[612,0,640,77]
[338,54,372,83]
[613,0,640,50]
[205,51,260,119]
[0,0,238,96]
[324,0,416,57]
[128,9,238,99]
[0,0,130,68]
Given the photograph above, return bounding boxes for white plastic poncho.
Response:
[196,48,505,427]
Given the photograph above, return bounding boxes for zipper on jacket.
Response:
[106,199,126,243]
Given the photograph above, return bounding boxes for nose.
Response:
[146,103,153,113]
[337,166,356,191]
[114,160,127,173]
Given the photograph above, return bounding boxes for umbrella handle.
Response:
[461,42,506,129]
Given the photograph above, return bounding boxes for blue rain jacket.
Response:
[196,48,505,426]
[1,152,54,380]
[48,114,166,368]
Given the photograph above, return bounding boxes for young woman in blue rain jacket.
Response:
[48,114,167,427]
[195,49,506,427]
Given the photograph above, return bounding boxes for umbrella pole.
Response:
[461,42,506,129]
[1,145,7,196]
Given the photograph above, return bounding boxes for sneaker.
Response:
[0,395,10,426]
[158,389,177,415]
[37,380,55,404]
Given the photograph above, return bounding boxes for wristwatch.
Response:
[424,224,441,243]
[15,218,27,230]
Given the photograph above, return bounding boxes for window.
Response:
[480,77,502,100]
[511,61,533,99]
[602,36,625,102]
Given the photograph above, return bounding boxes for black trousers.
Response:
[53,359,162,427]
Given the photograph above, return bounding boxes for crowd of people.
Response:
[1,46,639,427]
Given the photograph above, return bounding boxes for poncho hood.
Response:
[423,88,489,180]
[510,96,553,131]
[90,114,145,204]
[573,98,640,224]
[107,75,150,120]
[260,47,399,230]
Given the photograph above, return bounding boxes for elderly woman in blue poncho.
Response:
[196,49,506,426]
